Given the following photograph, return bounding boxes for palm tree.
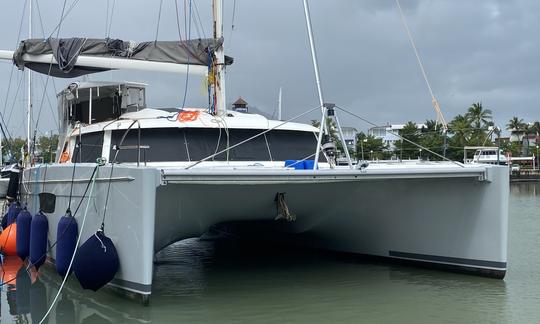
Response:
[449,114,472,144]
[466,102,492,130]
[506,116,525,132]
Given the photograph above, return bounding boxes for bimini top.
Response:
[13,37,233,78]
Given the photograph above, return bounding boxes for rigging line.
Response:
[32,0,69,158]
[106,0,117,38]
[192,0,207,39]
[6,76,25,125]
[38,75,60,131]
[155,0,164,44]
[180,0,193,109]
[47,0,82,38]
[228,0,237,49]
[185,104,323,169]
[38,164,100,324]
[35,0,60,95]
[395,0,447,129]
[105,0,110,37]
[174,0,184,41]
[34,0,46,37]
[1,0,28,141]
[335,105,464,167]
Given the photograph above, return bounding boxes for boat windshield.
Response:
[71,128,320,163]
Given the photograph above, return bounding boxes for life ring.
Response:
[177,111,200,122]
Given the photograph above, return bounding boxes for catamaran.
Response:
[0,0,509,302]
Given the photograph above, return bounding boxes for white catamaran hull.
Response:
[22,163,509,301]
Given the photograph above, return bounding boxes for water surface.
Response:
[1,183,539,323]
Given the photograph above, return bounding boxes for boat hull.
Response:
[22,163,509,300]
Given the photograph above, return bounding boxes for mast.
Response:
[213,0,226,116]
[27,0,32,162]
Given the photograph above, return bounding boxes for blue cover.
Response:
[303,160,315,170]
[29,212,49,270]
[285,160,305,170]
[6,203,21,226]
[16,210,33,260]
[56,215,79,278]
[74,231,119,291]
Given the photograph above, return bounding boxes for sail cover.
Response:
[13,37,232,78]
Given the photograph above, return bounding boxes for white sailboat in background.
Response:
[0,0,508,303]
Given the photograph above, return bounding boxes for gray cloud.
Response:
[1,0,539,138]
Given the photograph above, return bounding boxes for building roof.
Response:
[233,97,248,105]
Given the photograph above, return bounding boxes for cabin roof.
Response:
[75,108,318,135]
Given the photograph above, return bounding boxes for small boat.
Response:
[0,163,19,198]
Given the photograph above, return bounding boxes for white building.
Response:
[368,123,426,150]
[341,127,358,153]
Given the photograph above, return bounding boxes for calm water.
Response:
[1,183,539,323]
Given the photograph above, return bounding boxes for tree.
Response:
[355,132,388,160]
[419,119,445,160]
[506,116,525,131]
[447,115,473,160]
[394,121,422,160]
[36,134,59,163]
[1,137,26,163]
[466,102,492,130]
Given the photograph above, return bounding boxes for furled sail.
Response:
[11,37,233,78]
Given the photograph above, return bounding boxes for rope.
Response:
[31,0,70,161]
[336,105,464,167]
[47,0,82,38]
[192,0,207,39]
[106,0,116,38]
[180,0,192,109]
[395,0,447,131]
[100,119,137,232]
[231,0,238,38]
[154,0,164,44]
[38,162,100,324]
[174,0,184,41]
[185,104,323,169]
[0,164,98,288]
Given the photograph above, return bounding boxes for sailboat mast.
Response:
[213,0,226,116]
[26,0,32,162]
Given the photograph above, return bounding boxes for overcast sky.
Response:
[0,0,539,138]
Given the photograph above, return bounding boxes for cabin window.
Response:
[71,131,104,163]
[109,128,318,163]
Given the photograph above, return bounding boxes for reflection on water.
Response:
[510,182,540,196]
[0,182,539,323]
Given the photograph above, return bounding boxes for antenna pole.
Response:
[302,0,352,169]
[302,0,325,112]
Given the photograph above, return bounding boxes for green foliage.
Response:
[36,134,59,163]
[507,116,525,131]
[355,132,389,160]
[1,135,59,164]
[394,121,421,159]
